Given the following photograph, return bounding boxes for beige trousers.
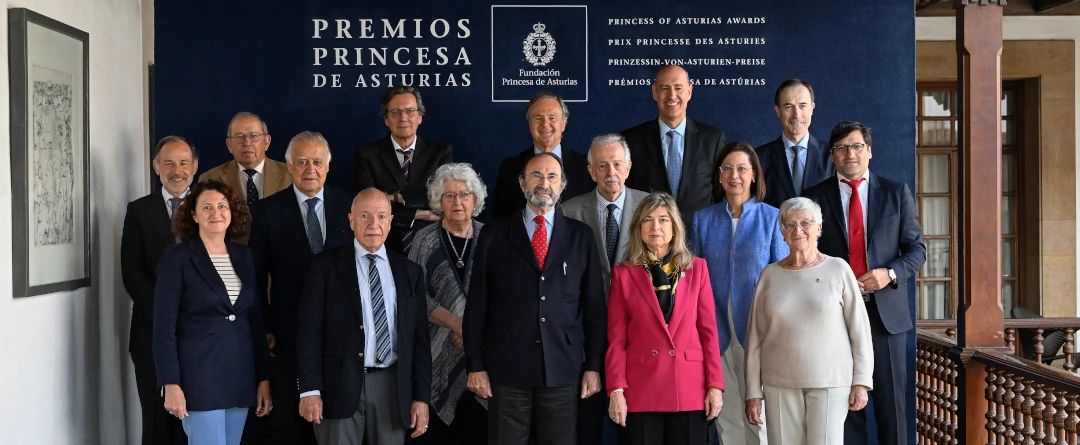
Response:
[762,386,850,445]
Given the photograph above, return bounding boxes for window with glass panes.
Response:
[914,82,1021,319]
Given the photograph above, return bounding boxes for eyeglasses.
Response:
[781,219,817,231]
[388,108,419,118]
[830,143,869,154]
[441,191,473,201]
[228,133,266,143]
[524,172,562,183]
[719,165,752,175]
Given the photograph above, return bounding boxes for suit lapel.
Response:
[823,177,848,244]
[865,173,884,246]
[276,190,311,250]
[147,192,176,245]
[377,137,407,191]
[666,268,691,336]
[631,266,672,339]
[616,191,642,265]
[388,251,411,329]
[804,136,827,188]
[325,189,351,247]
[581,194,608,271]
[544,211,569,271]
[263,160,288,196]
[336,248,366,324]
[408,137,432,188]
[770,138,796,198]
[188,239,233,308]
[509,214,542,273]
[677,120,698,197]
[645,123,669,192]
[225,241,248,312]
[221,161,244,200]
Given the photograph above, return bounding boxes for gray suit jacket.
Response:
[562,187,648,303]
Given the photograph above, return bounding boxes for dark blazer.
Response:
[804,173,927,334]
[621,118,726,216]
[153,238,272,412]
[248,185,354,351]
[121,191,177,355]
[297,245,432,425]
[354,134,453,252]
[756,135,834,209]
[464,209,607,387]
[490,146,594,220]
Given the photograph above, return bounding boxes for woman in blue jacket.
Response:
[689,141,788,445]
[153,180,272,445]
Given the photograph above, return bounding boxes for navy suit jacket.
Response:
[121,191,178,355]
[248,186,354,351]
[464,209,606,387]
[804,173,927,334]
[490,146,594,220]
[296,245,432,425]
[756,135,834,209]
[153,238,272,412]
[621,117,726,217]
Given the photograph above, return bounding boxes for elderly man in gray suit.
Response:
[562,133,647,445]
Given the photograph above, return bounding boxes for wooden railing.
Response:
[919,319,1080,372]
[917,330,960,444]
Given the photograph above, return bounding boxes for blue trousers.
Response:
[181,407,248,445]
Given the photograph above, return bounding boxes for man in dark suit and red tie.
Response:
[803,121,926,445]
[354,86,453,255]
[248,131,356,444]
[464,152,607,445]
[621,65,726,219]
[756,78,835,209]
[121,135,196,445]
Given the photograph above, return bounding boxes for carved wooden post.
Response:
[951,1,1006,443]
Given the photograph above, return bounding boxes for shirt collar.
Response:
[293,184,325,205]
[354,239,388,262]
[161,186,189,202]
[390,136,416,153]
[533,144,563,159]
[524,205,555,228]
[837,170,871,187]
[782,133,810,150]
[595,187,626,210]
[237,159,266,175]
[658,117,687,137]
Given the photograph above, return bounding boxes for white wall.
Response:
[0,0,146,442]
[916,16,1080,316]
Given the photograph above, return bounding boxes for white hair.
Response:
[427,163,487,217]
[586,133,631,165]
[285,131,332,165]
[779,197,824,226]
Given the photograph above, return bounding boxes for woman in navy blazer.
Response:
[153,180,272,445]
[689,141,788,445]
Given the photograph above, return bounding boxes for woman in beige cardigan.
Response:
[743,197,873,445]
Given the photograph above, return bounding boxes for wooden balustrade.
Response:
[917,330,959,444]
[919,319,1080,373]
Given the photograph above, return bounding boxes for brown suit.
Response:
[198,158,292,244]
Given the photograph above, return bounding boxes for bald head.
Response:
[651,65,693,128]
[349,188,394,252]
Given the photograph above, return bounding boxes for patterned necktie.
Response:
[169,197,182,244]
[243,169,259,209]
[305,197,324,254]
[366,254,392,365]
[605,203,619,267]
[532,215,548,271]
[666,130,683,197]
[398,149,415,254]
[791,145,806,196]
[840,178,868,278]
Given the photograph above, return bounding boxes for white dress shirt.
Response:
[595,189,626,247]
[293,185,326,243]
[160,186,189,217]
[237,159,266,200]
[391,136,417,166]
[837,171,870,245]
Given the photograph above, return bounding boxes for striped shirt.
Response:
[209,254,241,305]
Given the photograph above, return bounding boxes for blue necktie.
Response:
[243,169,259,209]
[666,130,683,196]
[366,254,392,365]
[791,145,806,196]
[305,197,323,254]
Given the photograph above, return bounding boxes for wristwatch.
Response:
[887,268,897,284]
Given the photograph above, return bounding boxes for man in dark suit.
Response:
[355,86,453,255]
[490,91,594,219]
[621,65,726,218]
[756,79,834,209]
[121,135,195,445]
[803,121,926,445]
[248,131,355,444]
[297,188,432,445]
[465,152,607,445]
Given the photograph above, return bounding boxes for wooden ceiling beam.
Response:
[1034,0,1079,13]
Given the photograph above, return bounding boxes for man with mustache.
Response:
[756,79,834,209]
[121,136,198,445]
[490,91,594,219]
[248,132,355,444]
[562,133,647,445]
[621,65,726,220]
[200,111,293,244]
[354,86,453,255]
[465,152,607,445]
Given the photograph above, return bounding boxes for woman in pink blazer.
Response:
[606,192,725,445]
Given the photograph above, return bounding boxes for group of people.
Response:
[120,64,926,445]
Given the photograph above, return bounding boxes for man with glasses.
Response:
[803,121,926,445]
[199,111,292,244]
[490,91,594,219]
[465,152,606,445]
[756,79,834,209]
[355,85,452,255]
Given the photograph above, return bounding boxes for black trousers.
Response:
[262,348,318,445]
[844,298,909,445]
[415,392,488,445]
[488,384,577,445]
[132,352,186,445]
[618,411,707,445]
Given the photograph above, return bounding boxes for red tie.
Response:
[841,178,868,278]
[532,215,548,271]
